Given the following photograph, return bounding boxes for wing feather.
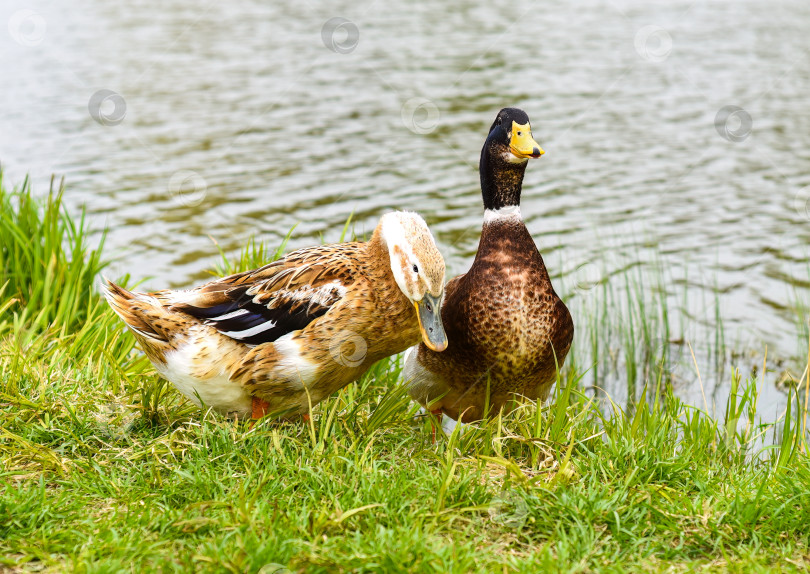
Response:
[171,243,360,346]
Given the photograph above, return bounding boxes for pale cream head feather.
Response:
[378,211,445,302]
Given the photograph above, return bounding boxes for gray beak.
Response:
[414,293,447,352]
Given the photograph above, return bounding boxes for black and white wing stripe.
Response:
[176,279,347,346]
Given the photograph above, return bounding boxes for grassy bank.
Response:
[2,176,810,573]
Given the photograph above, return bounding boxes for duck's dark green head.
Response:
[479,108,544,211]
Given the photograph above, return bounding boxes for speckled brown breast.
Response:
[416,218,574,421]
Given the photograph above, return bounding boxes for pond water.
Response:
[2,0,809,421]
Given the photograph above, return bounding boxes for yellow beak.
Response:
[509,121,545,159]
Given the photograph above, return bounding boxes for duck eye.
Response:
[412,264,419,273]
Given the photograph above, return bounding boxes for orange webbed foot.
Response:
[249,397,312,429]
[430,408,443,444]
[249,396,270,429]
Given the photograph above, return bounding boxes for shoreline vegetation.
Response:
[2,175,810,572]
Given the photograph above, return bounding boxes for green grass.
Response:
[2,175,810,573]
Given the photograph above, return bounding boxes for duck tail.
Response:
[102,278,175,362]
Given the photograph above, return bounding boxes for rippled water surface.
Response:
[2,0,810,416]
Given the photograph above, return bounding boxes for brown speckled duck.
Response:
[404,108,574,423]
[104,211,447,419]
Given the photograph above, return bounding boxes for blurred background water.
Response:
[2,0,809,420]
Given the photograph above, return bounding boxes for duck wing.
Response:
[171,244,359,346]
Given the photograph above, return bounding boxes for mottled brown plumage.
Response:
[104,211,446,418]
[404,108,574,422]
